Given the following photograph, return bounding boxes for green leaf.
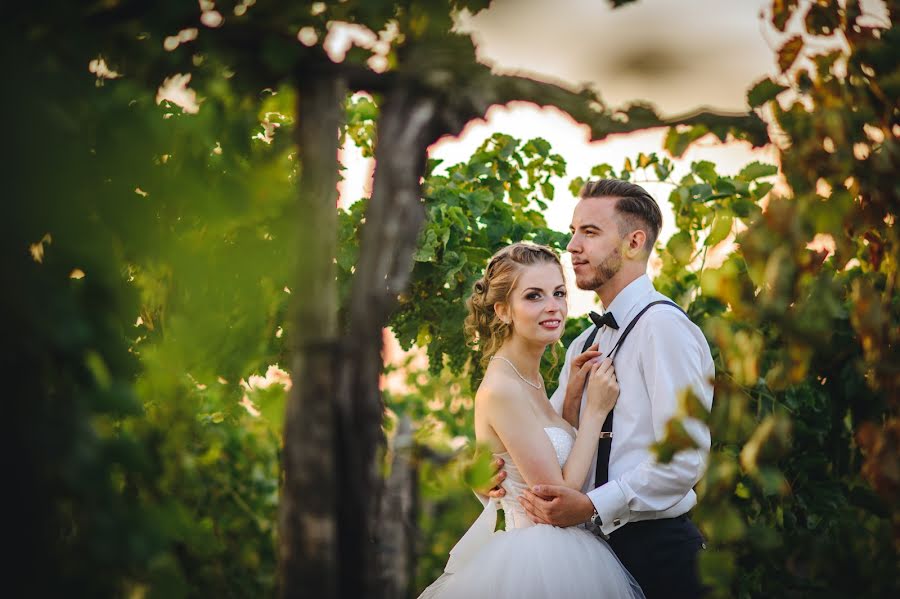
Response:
[747,77,788,108]
[732,196,758,218]
[447,206,469,230]
[568,176,585,196]
[777,35,804,72]
[716,177,737,195]
[254,385,287,434]
[414,229,438,262]
[771,0,799,32]
[692,160,718,185]
[637,152,655,168]
[664,125,708,158]
[529,137,551,157]
[805,2,840,36]
[466,189,494,217]
[738,161,778,181]
[540,181,554,200]
[689,183,714,202]
[463,449,495,490]
[425,157,444,177]
[667,231,695,265]
[653,159,672,181]
[590,163,616,178]
[706,213,733,247]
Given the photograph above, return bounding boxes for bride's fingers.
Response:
[594,358,613,377]
[575,349,603,368]
[576,361,594,382]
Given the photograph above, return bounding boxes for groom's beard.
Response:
[576,246,622,291]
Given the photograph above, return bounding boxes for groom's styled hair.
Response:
[579,179,662,252]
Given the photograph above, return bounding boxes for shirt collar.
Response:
[603,274,654,324]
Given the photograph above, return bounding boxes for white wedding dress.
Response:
[419,427,645,599]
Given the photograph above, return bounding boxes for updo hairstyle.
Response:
[465,242,563,365]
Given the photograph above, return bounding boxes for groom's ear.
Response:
[623,229,648,259]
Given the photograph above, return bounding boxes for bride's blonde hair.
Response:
[465,242,563,365]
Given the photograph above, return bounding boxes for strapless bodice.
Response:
[493,426,574,529]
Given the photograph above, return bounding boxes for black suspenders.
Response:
[584,300,687,488]
[581,300,686,357]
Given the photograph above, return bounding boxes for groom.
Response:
[495,179,714,598]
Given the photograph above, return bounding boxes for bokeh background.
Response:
[5,1,897,597]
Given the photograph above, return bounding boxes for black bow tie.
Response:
[589,310,619,330]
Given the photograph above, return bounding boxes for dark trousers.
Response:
[607,515,706,599]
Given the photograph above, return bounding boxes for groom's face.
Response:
[567,197,624,291]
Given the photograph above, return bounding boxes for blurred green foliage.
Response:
[339,131,570,379]
[6,0,897,598]
[6,5,294,595]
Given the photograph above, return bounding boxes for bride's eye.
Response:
[554,290,567,298]
[526,292,541,300]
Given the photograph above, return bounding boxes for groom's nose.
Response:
[566,234,579,254]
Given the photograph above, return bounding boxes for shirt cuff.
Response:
[588,481,629,535]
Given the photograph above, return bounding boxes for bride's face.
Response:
[498,262,568,346]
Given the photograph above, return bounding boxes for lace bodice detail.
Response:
[494,426,574,530]
[544,426,575,466]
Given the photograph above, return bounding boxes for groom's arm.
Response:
[587,311,714,536]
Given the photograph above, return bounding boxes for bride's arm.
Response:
[561,359,618,488]
[480,360,618,491]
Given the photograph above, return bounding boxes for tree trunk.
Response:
[334,87,441,598]
[279,74,346,599]
[379,416,419,598]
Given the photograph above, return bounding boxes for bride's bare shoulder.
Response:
[474,368,521,413]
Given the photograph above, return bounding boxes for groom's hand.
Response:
[518,485,594,527]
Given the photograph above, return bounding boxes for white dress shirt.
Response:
[550,274,714,536]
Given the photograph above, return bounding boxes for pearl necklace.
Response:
[490,355,544,390]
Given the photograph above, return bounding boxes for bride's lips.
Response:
[539,319,562,330]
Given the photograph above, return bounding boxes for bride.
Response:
[419,242,644,598]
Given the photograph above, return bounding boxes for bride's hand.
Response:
[584,358,618,422]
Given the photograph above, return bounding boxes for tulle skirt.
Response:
[419,524,645,599]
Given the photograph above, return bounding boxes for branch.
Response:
[449,70,770,147]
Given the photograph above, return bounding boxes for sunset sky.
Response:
[334,0,888,315]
